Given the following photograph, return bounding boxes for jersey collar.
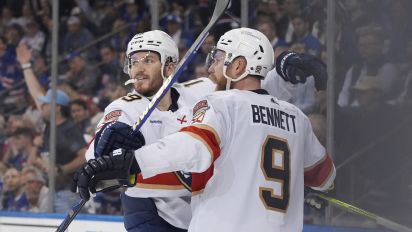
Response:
[168,87,180,112]
[250,89,269,95]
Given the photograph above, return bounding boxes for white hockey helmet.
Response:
[215,28,274,89]
[124,30,179,82]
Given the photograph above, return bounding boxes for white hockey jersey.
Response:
[135,89,335,232]
[263,68,317,114]
[85,77,215,229]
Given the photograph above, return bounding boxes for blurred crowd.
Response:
[0,0,411,226]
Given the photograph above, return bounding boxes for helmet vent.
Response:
[259,45,264,53]
[257,57,262,60]
[253,51,258,55]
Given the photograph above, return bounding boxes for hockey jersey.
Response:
[135,89,335,232]
[85,77,215,228]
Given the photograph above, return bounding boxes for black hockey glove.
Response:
[275,52,327,91]
[94,121,145,158]
[304,187,330,210]
[71,149,140,200]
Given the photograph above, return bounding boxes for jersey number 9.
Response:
[259,135,290,212]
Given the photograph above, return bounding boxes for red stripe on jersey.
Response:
[180,125,221,192]
[86,136,95,149]
[304,154,333,188]
[137,172,184,187]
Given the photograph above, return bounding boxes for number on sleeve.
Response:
[259,135,290,212]
[121,94,142,102]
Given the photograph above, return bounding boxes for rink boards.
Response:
[0,211,391,232]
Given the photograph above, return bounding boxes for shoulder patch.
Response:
[104,110,122,123]
[192,100,209,123]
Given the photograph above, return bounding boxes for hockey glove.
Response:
[94,121,145,157]
[71,149,140,200]
[275,52,327,91]
[304,187,330,211]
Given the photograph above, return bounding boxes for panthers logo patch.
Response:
[192,100,209,123]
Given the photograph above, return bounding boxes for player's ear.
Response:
[232,56,247,77]
[164,62,176,77]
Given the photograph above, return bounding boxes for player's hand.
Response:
[71,149,140,200]
[304,187,329,210]
[94,121,145,158]
[275,52,327,91]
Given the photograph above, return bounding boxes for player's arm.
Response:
[275,52,327,91]
[302,115,335,192]
[135,124,220,178]
[135,98,225,179]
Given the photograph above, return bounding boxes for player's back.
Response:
[189,89,325,232]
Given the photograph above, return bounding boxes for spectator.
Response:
[337,26,399,107]
[277,0,302,43]
[14,4,34,28]
[63,52,101,96]
[21,166,49,212]
[192,33,215,68]
[93,2,117,36]
[0,115,6,173]
[291,14,323,57]
[32,53,49,88]
[163,14,194,52]
[109,19,130,52]
[16,42,87,213]
[99,45,120,85]
[69,99,91,135]
[120,0,147,29]
[1,167,28,211]
[2,127,38,170]
[62,16,96,59]
[4,23,24,49]
[20,21,46,54]
[256,20,288,58]
[0,36,24,111]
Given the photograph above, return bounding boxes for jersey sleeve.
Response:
[135,95,227,193]
[262,68,293,101]
[302,115,335,191]
[84,97,141,160]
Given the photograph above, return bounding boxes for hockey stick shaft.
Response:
[314,193,412,232]
[132,0,230,132]
[55,199,86,232]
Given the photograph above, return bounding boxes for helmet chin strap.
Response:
[222,63,249,90]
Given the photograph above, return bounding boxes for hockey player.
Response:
[74,28,335,232]
[82,30,215,232]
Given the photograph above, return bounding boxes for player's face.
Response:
[129,51,163,97]
[208,50,227,91]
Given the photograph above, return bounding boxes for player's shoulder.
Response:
[105,92,149,112]
[174,77,215,96]
[198,89,240,105]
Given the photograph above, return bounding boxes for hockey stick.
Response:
[132,0,231,132]
[55,199,86,232]
[55,1,230,231]
[313,193,412,232]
